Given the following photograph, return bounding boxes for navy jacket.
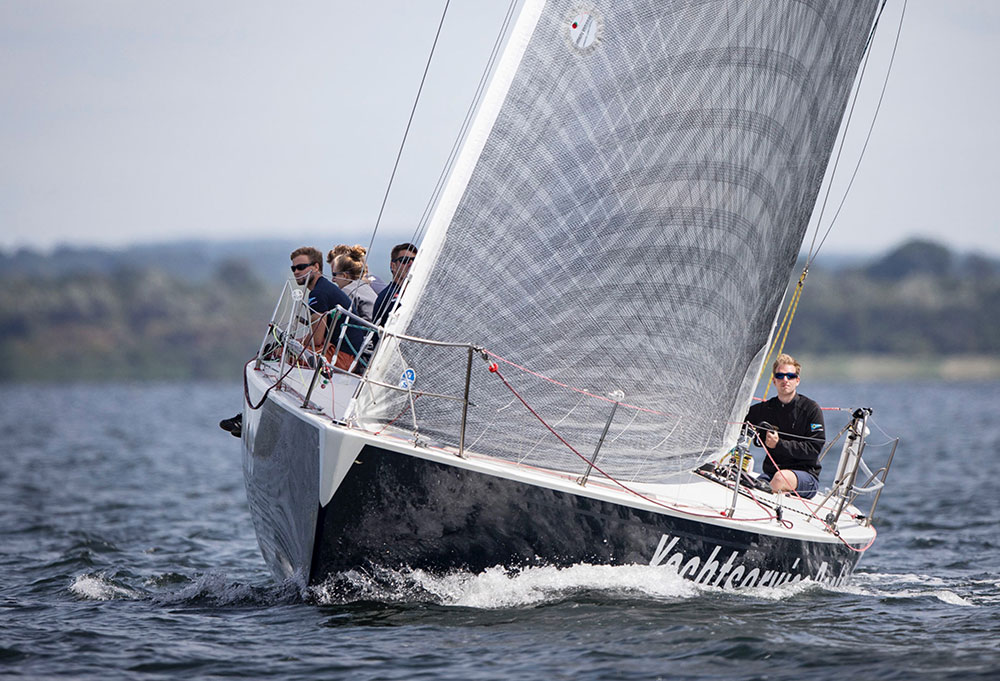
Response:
[309,277,367,356]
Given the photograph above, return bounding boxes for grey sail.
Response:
[353,0,879,481]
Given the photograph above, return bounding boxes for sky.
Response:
[1,0,998,257]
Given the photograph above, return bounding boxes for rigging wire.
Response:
[355,0,517,334]
[756,0,907,400]
[811,0,908,261]
[407,0,520,250]
[359,0,519,279]
[361,0,452,275]
[806,0,908,265]
[805,0,887,260]
[485,362,808,529]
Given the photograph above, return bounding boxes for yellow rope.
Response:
[757,267,809,399]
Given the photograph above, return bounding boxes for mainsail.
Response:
[353,0,880,481]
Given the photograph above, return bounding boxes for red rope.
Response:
[488,351,851,433]
[374,394,420,436]
[485,350,678,418]
[488,364,782,524]
[756,437,874,553]
[488,362,875,550]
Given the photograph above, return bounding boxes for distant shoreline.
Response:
[797,354,1000,381]
[1,354,997,384]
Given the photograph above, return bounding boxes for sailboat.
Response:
[240,0,897,590]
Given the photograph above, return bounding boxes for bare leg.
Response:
[769,469,798,494]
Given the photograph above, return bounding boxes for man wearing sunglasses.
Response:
[220,246,359,438]
[743,353,825,498]
[372,242,418,328]
[289,247,364,369]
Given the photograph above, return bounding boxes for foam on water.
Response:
[311,563,698,607]
[308,563,847,608]
[69,563,981,611]
[735,577,823,601]
[930,590,976,606]
[69,569,300,608]
[413,563,701,608]
[856,571,951,588]
[830,572,979,606]
[70,573,142,601]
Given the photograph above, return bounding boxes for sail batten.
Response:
[356,0,879,480]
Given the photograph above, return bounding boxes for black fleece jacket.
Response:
[745,393,825,478]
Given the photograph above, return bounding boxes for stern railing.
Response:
[813,408,898,527]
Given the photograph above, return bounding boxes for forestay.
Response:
[352,0,880,481]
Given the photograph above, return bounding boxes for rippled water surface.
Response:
[2,381,998,679]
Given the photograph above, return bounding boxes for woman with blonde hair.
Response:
[327,245,378,321]
[327,244,387,293]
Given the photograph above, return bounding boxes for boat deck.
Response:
[249,361,874,548]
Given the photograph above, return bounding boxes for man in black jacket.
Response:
[745,353,825,498]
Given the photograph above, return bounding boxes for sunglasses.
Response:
[773,372,799,380]
[392,256,415,264]
[290,263,314,272]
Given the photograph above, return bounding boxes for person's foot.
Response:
[219,413,242,438]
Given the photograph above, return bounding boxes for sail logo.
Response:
[567,10,602,54]
[649,533,849,589]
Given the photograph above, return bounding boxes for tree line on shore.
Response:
[787,240,1000,356]
[0,239,996,382]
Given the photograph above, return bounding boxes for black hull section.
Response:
[310,444,861,589]
[243,398,321,584]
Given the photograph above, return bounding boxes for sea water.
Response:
[1,381,998,680]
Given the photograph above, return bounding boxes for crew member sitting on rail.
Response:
[328,248,378,321]
[290,246,364,371]
[372,242,418,328]
[219,246,361,438]
[744,353,825,499]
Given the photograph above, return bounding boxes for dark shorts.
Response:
[758,470,820,499]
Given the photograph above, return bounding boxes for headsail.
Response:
[354,0,880,481]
